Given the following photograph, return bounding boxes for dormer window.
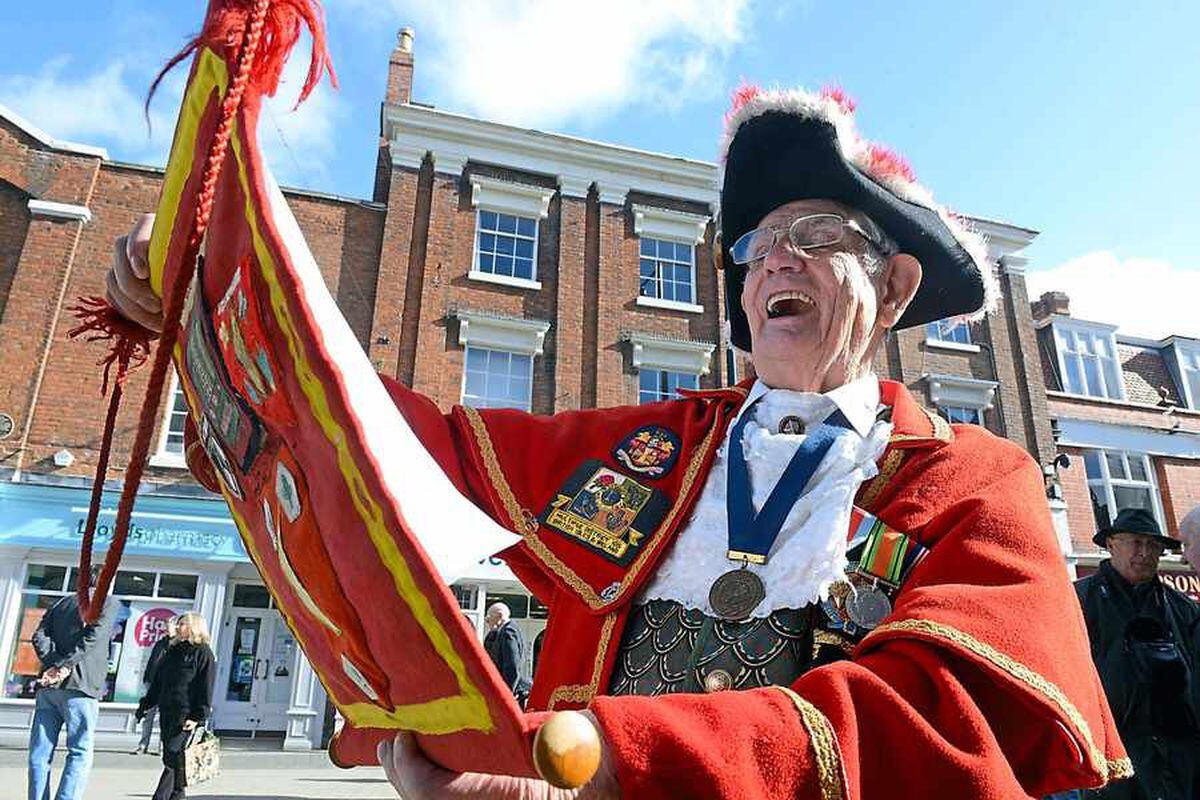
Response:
[1052,321,1123,400]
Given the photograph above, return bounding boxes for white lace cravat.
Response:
[638,378,892,618]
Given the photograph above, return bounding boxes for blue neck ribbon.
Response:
[725,406,852,564]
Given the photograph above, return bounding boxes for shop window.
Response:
[114,570,156,596]
[5,564,197,702]
[23,564,68,591]
[476,210,538,282]
[158,573,200,599]
[462,347,533,411]
[639,237,695,304]
[451,584,479,611]
[639,369,698,404]
[1083,449,1163,531]
[232,583,273,608]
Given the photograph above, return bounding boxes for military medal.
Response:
[844,582,891,629]
[716,403,852,621]
[709,568,766,621]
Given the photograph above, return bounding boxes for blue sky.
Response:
[2,1,1198,338]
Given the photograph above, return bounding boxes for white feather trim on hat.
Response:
[719,84,998,321]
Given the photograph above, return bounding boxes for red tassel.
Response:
[67,296,154,396]
[147,0,336,118]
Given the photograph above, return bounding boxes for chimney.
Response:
[1031,290,1070,322]
[385,27,415,106]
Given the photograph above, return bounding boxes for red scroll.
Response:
[146,7,536,776]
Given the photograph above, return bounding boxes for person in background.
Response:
[483,603,531,708]
[136,612,216,800]
[1075,508,1200,799]
[1179,505,1200,574]
[27,572,121,800]
[133,615,178,755]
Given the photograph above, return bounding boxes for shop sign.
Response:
[113,603,182,703]
[0,482,246,561]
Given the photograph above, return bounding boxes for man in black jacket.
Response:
[133,615,178,754]
[1076,508,1200,799]
[27,586,121,800]
[482,603,531,708]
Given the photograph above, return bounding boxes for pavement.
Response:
[0,745,398,799]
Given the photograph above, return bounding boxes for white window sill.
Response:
[925,338,980,354]
[468,270,542,291]
[149,452,189,470]
[637,295,704,314]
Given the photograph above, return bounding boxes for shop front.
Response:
[0,480,326,750]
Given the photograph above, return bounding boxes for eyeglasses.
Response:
[729,213,894,266]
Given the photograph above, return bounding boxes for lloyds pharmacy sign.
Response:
[0,482,248,562]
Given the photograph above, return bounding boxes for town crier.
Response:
[107,86,1129,799]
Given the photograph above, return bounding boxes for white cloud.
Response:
[352,0,750,128]
[0,58,178,164]
[0,49,344,190]
[1026,251,1200,340]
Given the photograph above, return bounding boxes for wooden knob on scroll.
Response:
[532,710,601,789]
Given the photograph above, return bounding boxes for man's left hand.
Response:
[378,722,619,800]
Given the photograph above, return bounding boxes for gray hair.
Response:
[854,212,898,276]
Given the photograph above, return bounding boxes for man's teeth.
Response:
[766,291,813,318]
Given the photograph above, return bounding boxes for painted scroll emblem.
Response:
[613,425,680,478]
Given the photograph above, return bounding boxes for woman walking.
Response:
[135,612,215,800]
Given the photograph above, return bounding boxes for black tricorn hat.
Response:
[718,86,995,352]
[1093,507,1181,551]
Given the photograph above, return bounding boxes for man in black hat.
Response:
[1075,508,1200,799]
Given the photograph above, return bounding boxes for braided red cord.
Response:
[76,0,271,623]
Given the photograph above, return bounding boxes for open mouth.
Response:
[766,290,814,319]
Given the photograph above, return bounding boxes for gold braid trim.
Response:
[772,686,846,800]
[858,448,905,510]
[864,618,1119,782]
[462,404,724,611]
[462,407,535,534]
[1106,758,1133,780]
[548,613,618,709]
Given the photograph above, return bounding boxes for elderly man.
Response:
[483,603,532,706]
[1075,508,1200,799]
[109,86,1125,799]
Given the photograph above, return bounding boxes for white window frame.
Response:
[150,372,190,469]
[638,369,699,404]
[1051,319,1124,400]
[632,204,708,314]
[460,347,535,412]
[925,318,979,353]
[468,176,554,291]
[455,310,550,412]
[1173,340,1200,410]
[1082,448,1166,530]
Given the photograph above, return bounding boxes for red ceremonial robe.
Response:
[188,377,1128,799]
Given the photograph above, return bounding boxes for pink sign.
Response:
[133,607,176,648]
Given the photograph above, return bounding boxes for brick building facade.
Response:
[1033,291,1200,597]
[0,29,1060,746]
